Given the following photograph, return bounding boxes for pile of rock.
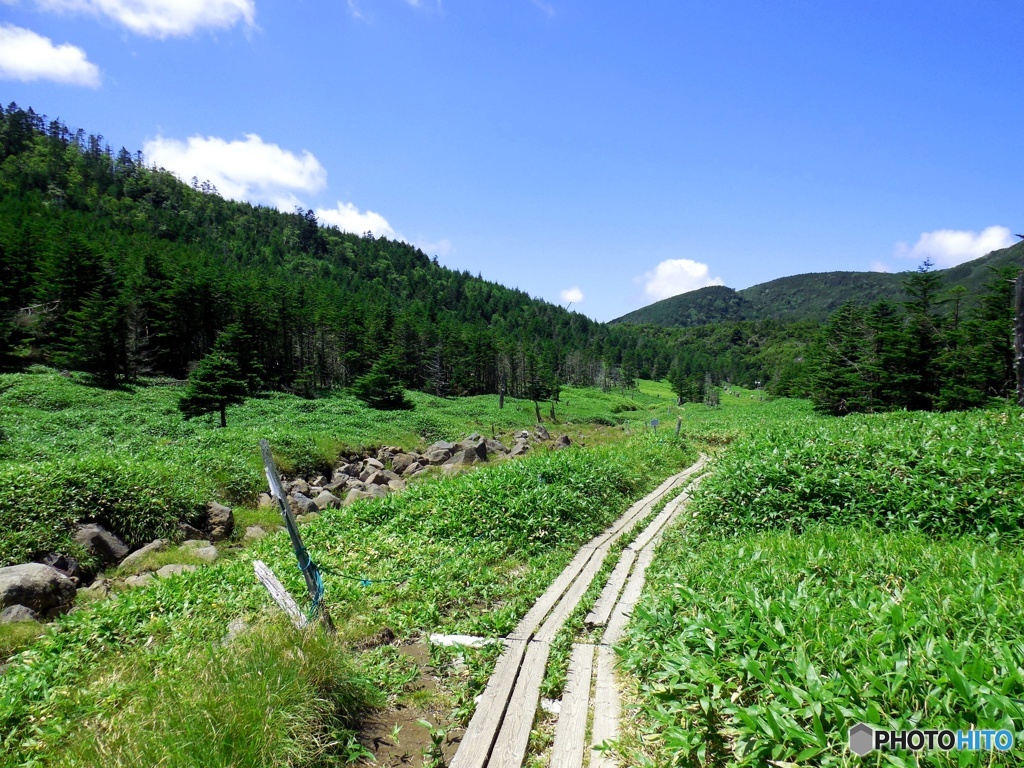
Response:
[0,501,236,624]
[267,428,574,513]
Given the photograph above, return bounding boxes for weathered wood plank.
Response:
[450,639,529,768]
[591,646,620,768]
[508,546,598,641]
[489,641,552,768]
[550,643,595,768]
[602,547,655,646]
[585,547,636,628]
[253,560,306,629]
[534,544,610,644]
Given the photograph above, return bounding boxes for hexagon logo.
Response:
[848,723,875,756]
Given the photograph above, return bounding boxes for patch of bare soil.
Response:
[358,642,464,767]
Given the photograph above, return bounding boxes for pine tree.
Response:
[179,351,248,427]
[810,303,872,415]
[351,354,412,410]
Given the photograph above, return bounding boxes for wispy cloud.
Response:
[894,225,1015,269]
[638,258,724,301]
[869,260,891,273]
[345,0,366,20]
[143,133,326,209]
[0,24,100,86]
[35,0,255,38]
[530,0,554,16]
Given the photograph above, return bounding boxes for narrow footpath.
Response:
[449,457,708,768]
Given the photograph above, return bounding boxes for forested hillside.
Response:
[613,244,1024,327]
[0,103,681,398]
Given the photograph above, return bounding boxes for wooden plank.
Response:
[585,548,636,628]
[489,641,552,768]
[253,560,306,629]
[602,547,656,646]
[590,646,620,768]
[508,546,598,641]
[450,639,529,768]
[534,544,610,644]
[550,644,595,768]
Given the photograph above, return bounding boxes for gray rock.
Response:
[323,479,347,493]
[424,449,453,465]
[290,492,318,515]
[38,553,81,582]
[223,617,248,645]
[367,484,389,498]
[243,526,267,541]
[402,461,424,477]
[365,471,391,486]
[511,441,531,457]
[257,492,274,508]
[120,539,168,572]
[156,564,197,579]
[358,468,374,482]
[311,474,327,487]
[74,523,130,565]
[343,488,373,506]
[290,478,310,496]
[516,430,530,440]
[0,605,40,624]
[180,539,213,550]
[364,457,385,471]
[427,440,457,455]
[179,522,206,541]
[296,512,321,525]
[445,449,479,467]
[388,478,407,491]
[411,467,431,478]
[391,453,416,475]
[337,463,360,478]
[124,573,154,589]
[485,438,510,456]
[553,434,572,450]
[535,425,551,441]
[312,490,342,510]
[192,546,219,562]
[78,578,109,600]
[205,502,234,541]
[346,478,366,489]
[0,564,76,615]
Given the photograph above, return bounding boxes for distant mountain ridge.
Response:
[612,242,1024,327]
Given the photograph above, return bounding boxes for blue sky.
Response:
[1,1,1021,321]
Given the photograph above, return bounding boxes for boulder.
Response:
[323,480,347,493]
[0,564,76,615]
[367,484,389,498]
[535,425,551,441]
[243,526,267,542]
[193,546,219,562]
[178,522,206,541]
[457,439,488,462]
[38,553,82,582]
[553,434,572,450]
[424,449,453,465]
[427,440,457,455]
[343,488,373,506]
[312,490,342,510]
[180,539,213,550]
[388,478,407,491]
[290,478,310,496]
[296,512,321,525]
[364,457,385,471]
[124,573,154,589]
[0,605,40,624]
[485,438,510,456]
[516,430,530,440]
[402,461,424,477]
[156,564,197,579]
[78,577,110,600]
[411,467,431,478]
[74,524,130,565]
[205,502,234,541]
[391,453,416,475]
[120,539,168,572]
[511,441,531,458]
[346,478,366,489]
[311,475,327,487]
[445,450,478,468]
[365,471,391,486]
[290,492,318,515]
[257,492,275,508]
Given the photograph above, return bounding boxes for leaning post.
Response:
[259,439,335,632]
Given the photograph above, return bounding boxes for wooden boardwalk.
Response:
[449,457,706,768]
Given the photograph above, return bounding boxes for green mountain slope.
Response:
[613,242,1024,327]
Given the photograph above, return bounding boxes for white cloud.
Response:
[316,201,397,239]
[143,133,326,209]
[894,226,1015,269]
[0,24,100,86]
[345,0,366,20]
[35,0,255,38]
[560,287,583,304]
[869,261,891,273]
[639,258,724,301]
[414,237,452,258]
